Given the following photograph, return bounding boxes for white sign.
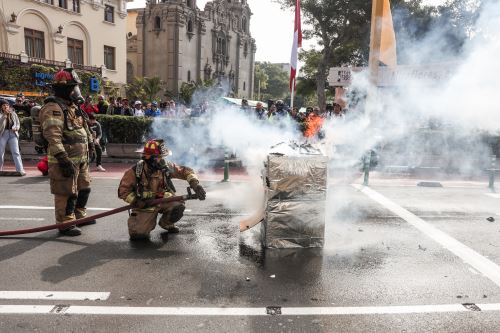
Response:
[327,67,363,86]
[328,63,459,87]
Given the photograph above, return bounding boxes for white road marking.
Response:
[0,218,44,221]
[0,206,112,211]
[0,206,246,217]
[485,193,500,199]
[353,184,500,287]
[0,303,500,316]
[0,291,110,301]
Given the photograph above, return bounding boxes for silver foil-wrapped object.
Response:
[261,142,327,248]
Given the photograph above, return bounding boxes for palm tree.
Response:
[143,77,163,102]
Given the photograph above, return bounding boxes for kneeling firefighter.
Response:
[118,139,206,240]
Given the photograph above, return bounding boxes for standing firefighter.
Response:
[118,139,206,240]
[39,68,95,236]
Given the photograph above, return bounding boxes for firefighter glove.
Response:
[54,152,75,178]
[189,179,206,201]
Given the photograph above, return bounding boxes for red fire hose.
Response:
[0,189,199,237]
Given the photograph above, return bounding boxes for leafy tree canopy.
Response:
[275,0,482,108]
[253,62,289,101]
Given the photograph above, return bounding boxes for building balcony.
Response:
[0,52,101,73]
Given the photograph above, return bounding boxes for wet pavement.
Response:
[1,173,500,332]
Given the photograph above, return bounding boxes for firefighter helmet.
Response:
[52,68,82,86]
[138,139,171,159]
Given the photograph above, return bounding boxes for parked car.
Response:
[0,94,15,106]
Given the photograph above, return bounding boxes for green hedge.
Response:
[96,115,153,144]
[18,114,200,144]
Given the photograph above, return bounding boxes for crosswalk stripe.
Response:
[0,291,110,301]
[0,303,500,316]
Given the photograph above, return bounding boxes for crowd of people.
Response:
[245,98,346,139]
[0,87,346,177]
[80,95,192,119]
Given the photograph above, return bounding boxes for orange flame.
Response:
[304,114,324,138]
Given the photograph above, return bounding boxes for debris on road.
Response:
[418,245,427,251]
[417,181,443,187]
[487,217,495,222]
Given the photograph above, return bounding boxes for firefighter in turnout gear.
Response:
[118,139,206,240]
[40,68,95,236]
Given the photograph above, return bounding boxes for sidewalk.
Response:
[0,161,250,182]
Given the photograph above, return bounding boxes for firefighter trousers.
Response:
[127,201,185,237]
[49,162,91,223]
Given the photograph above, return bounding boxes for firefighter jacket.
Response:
[40,97,92,165]
[118,160,199,206]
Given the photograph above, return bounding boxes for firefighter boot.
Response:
[75,188,96,226]
[58,196,81,236]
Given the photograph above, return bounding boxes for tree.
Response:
[276,0,373,111]
[254,62,289,101]
[179,79,217,106]
[143,77,164,102]
[125,77,147,102]
[276,0,481,110]
[126,76,164,102]
[253,63,269,101]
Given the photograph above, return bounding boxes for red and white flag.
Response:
[290,0,302,92]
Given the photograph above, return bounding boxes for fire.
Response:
[304,114,324,138]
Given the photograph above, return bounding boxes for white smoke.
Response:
[148,1,498,243]
[324,0,500,177]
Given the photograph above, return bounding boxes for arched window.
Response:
[243,42,248,58]
[187,0,192,8]
[154,16,161,30]
[234,15,239,29]
[243,81,246,91]
[242,17,247,33]
[187,19,193,33]
[187,70,191,82]
[215,32,227,56]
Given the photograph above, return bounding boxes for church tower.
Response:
[129,0,256,100]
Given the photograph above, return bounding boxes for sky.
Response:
[128,0,447,64]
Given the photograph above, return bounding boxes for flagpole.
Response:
[290,0,301,112]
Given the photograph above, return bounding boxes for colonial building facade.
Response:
[0,0,130,86]
[127,0,256,99]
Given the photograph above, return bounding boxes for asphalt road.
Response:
[1,173,500,332]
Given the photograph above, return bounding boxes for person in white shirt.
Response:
[133,101,144,117]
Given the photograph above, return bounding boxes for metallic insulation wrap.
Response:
[262,198,325,248]
[262,146,327,249]
[266,155,328,201]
